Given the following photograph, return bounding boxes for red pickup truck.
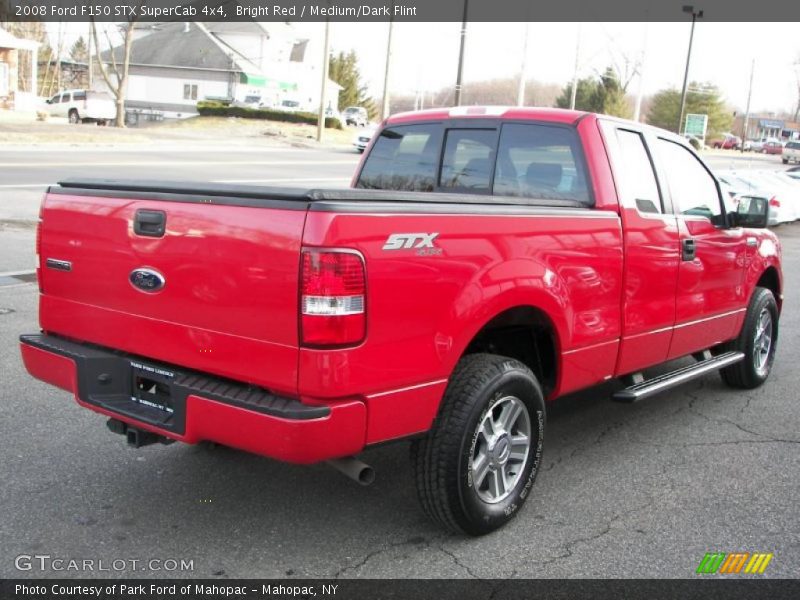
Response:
[21,107,782,535]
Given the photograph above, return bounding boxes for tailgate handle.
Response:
[134,210,166,238]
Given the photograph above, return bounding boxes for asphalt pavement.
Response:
[0,142,797,579]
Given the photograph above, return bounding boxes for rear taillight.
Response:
[300,249,366,347]
[769,197,780,208]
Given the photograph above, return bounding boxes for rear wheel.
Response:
[410,354,545,535]
[720,287,778,389]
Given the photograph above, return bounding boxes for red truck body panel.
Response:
[20,108,783,464]
[38,193,304,396]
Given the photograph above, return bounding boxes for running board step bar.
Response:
[612,351,745,403]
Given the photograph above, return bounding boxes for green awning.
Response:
[240,73,267,87]
[239,73,297,92]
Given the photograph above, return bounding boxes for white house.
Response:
[100,22,341,119]
[0,26,39,113]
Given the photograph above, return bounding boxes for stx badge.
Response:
[382,233,440,251]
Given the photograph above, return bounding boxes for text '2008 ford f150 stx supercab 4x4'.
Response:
[21,107,782,535]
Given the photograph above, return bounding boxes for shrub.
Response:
[196,102,343,129]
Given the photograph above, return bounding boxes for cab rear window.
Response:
[356,124,442,192]
[356,121,591,205]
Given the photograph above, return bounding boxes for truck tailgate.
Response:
[38,181,310,395]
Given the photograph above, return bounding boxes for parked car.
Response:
[750,137,780,153]
[352,124,375,153]
[761,141,784,155]
[712,133,741,150]
[716,171,785,226]
[232,95,262,109]
[324,107,342,122]
[45,89,115,125]
[342,106,368,127]
[723,170,797,223]
[782,140,800,164]
[21,107,781,535]
[277,99,302,113]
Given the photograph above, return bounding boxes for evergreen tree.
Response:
[328,50,376,119]
[69,36,88,63]
[647,83,732,137]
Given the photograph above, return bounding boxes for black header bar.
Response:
[3,0,800,23]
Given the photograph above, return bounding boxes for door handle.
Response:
[681,238,697,261]
[134,209,166,238]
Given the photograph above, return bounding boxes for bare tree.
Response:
[90,9,141,127]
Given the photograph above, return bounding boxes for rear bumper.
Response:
[19,334,367,464]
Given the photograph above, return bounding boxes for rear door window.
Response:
[492,123,590,203]
[356,123,442,192]
[73,91,86,101]
[614,129,662,214]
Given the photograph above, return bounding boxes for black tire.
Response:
[782,158,789,164]
[410,354,546,535]
[720,287,779,389]
[68,110,80,124]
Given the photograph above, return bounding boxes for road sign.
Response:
[685,113,708,137]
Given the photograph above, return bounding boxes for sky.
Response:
[48,21,800,115]
[294,21,800,115]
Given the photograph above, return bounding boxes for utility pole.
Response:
[454,0,469,106]
[741,59,755,154]
[381,15,394,120]
[677,5,703,134]
[516,22,530,107]
[569,23,582,110]
[87,22,93,89]
[633,22,649,122]
[316,17,330,143]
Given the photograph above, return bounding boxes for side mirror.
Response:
[731,195,769,228]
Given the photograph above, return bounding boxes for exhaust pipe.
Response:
[326,456,375,486]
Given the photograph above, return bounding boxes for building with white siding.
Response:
[100,22,340,119]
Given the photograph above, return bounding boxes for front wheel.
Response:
[410,354,545,535]
[720,287,779,389]
[68,110,80,124]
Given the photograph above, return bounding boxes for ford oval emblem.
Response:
[129,268,166,293]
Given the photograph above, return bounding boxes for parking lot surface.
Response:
[0,144,797,578]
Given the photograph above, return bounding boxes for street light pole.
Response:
[316,17,330,143]
[380,15,394,120]
[569,23,582,110]
[454,0,469,106]
[741,59,755,154]
[677,5,703,134]
[516,22,530,107]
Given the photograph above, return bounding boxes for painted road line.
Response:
[0,184,51,188]
[0,160,358,168]
[0,146,312,154]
